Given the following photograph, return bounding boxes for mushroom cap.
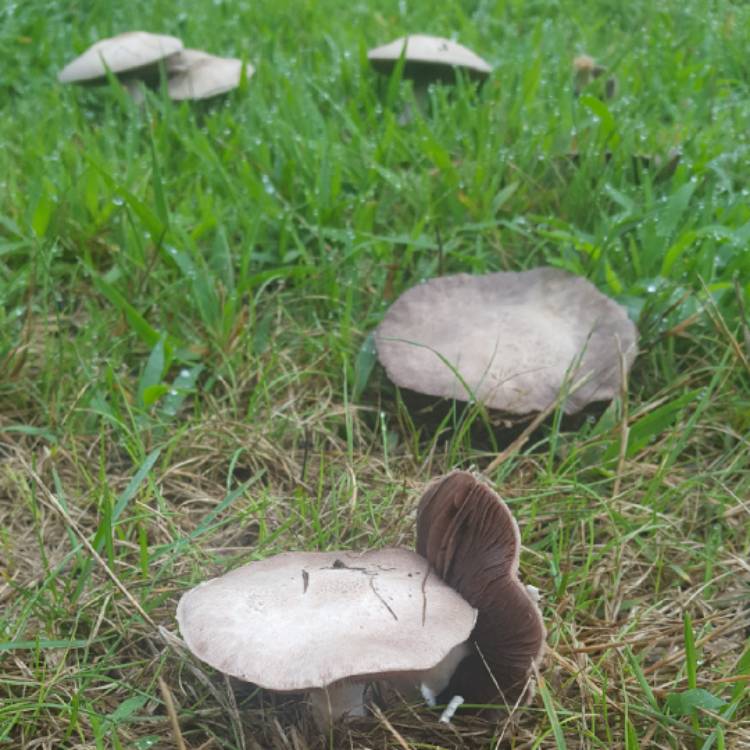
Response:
[176,548,477,692]
[166,49,255,100]
[416,471,545,705]
[368,35,492,80]
[58,31,183,84]
[374,267,638,415]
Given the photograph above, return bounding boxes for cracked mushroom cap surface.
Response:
[416,471,546,705]
[166,49,255,100]
[58,31,183,84]
[368,34,492,79]
[374,267,638,415]
[176,548,477,691]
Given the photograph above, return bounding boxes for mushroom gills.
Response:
[416,471,547,707]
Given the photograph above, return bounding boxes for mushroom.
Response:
[416,470,545,708]
[631,149,682,183]
[368,35,492,84]
[368,35,491,122]
[176,548,476,728]
[573,53,617,99]
[166,49,255,100]
[58,31,183,85]
[374,267,638,417]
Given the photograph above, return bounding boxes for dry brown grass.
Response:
[2,330,749,749]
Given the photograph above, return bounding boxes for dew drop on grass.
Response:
[261,174,276,195]
[112,196,124,207]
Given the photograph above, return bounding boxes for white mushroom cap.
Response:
[176,548,476,692]
[374,267,638,415]
[368,34,492,79]
[58,31,183,84]
[166,49,255,100]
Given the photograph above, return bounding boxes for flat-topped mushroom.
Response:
[58,31,183,84]
[368,34,492,84]
[374,267,638,416]
[177,548,476,728]
[166,49,255,100]
[416,471,545,707]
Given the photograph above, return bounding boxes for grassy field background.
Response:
[2,0,750,747]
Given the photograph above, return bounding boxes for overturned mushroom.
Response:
[166,49,255,100]
[58,31,183,84]
[374,267,638,416]
[416,470,545,708]
[368,34,492,83]
[177,548,476,728]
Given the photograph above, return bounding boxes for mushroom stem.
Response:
[420,683,437,707]
[439,694,464,723]
[308,680,366,729]
[526,584,541,603]
[419,640,471,700]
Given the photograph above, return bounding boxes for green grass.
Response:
[2,0,750,747]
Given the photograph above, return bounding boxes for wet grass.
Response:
[1,0,750,747]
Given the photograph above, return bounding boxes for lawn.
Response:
[1,0,749,748]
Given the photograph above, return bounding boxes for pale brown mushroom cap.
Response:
[58,31,183,84]
[375,267,638,415]
[166,49,255,100]
[416,471,546,705]
[176,548,476,692]
[368,35,492,80]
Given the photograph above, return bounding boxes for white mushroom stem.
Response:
[418,640,471,702]
[308,680,366,730]
[123,80,146,105]
[439,694,464,723]
[398,85,430,125]
[420,682,437,707]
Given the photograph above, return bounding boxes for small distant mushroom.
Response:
[368,35,491,122]
[416,470,545,707]
[58,31,183,84]
[631,148,682,182]
[166,49,255,100]
[374,267,638,416]
[368,34,492,84]
[573,53,617,99]
[177,548,476,728]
